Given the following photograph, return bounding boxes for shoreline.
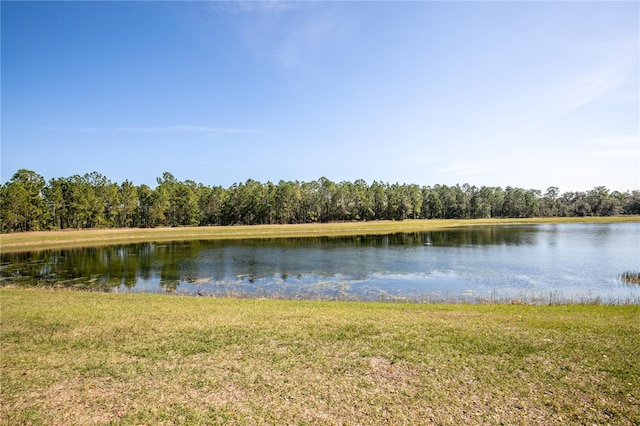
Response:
[2,216,638,253]
[2,285,639,306]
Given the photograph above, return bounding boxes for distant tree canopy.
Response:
[1,169,639,233]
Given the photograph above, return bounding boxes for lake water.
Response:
[2,223,639,303]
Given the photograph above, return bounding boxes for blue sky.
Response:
[2,1,638,192]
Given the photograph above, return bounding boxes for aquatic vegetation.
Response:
[620,271,640,284]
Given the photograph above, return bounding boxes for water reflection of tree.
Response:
[1,227,535,292]
[1,243,155,291]
[156,241,202,293]
[417,227,533,246]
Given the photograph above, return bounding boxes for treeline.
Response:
[1,169,639,233]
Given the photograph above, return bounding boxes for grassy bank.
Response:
[1,289,638,425]
[2,216,638,253]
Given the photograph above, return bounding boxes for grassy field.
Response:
[1,216,638,253]
[1,290,639,425]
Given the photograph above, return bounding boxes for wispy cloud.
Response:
[478,34,638,147]
[159,1,341,73]
[239,2,349,72]
[584,147,639,159]
[213,1,304,15]
[46,125,263,134]
[553,55,636,116]
[435,161,504,176]
[582,135,640,159]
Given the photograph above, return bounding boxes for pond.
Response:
[2,223,639,303]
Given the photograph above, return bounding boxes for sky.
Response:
[1,1,638,192]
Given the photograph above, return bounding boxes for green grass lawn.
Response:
[1,290,638,425]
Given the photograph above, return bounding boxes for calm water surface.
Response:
[2,223,639,303]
